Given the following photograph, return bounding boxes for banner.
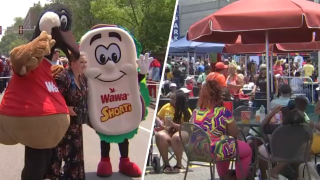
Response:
[209,53,222,63]
[172,5,180,41]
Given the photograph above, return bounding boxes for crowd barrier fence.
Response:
[280,76,315,103]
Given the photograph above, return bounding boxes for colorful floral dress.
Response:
[45,69,88,180]
[193,107,236,160]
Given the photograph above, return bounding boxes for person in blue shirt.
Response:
[197,62,205,75]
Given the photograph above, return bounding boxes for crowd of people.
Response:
[162,56,319,103]
[0,56,12,94]
[157,56,320,179]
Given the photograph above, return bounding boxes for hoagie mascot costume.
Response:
[0,3,79,180]
[79,24,151,177]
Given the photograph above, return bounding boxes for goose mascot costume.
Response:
[79,24,151,177]
[0,3,79,180]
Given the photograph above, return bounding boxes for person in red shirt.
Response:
[185,76,195,97]
[273,59,283,76]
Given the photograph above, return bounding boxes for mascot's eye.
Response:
[60,15,68,30]
[99,55,107,64]
[95,45,108,65]
[107,44,121,63]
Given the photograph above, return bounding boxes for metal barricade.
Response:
[0,76,11,94]
[280,76,315,103]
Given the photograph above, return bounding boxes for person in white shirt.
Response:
[50,49,62,65]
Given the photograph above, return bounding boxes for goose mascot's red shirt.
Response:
[0,59,69,116]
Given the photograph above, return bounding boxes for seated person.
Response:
[191,79,252,180]
[165,83,177,98]
[258,97,320,180]
[247,85,293,162]
[185,77,195,97]
[180,87,191,100]
[222,87,232,101]
[270,85,292,110]
[155,90,192,173]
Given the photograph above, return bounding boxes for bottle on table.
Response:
[259,105,266,122]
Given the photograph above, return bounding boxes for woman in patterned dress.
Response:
[191,79,252,180]
[45,52,88,180]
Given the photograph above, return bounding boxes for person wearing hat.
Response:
[180,87,191,99]
[206,62,228,87]
[165,83,177,98]
[184,76,196,97]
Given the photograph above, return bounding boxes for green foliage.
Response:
[0,17,29,55]
[49,0,104,41]
[0,0,175,55]
[91,0,176,53]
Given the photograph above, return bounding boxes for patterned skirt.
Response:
[44,117,85,180]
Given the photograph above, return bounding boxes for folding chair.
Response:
[179,122,244,180]
[309,113,320,164]
[256,124,313,180]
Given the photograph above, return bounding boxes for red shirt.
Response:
[186,84,194,97]
[0,59,69,116]
[273,65,283,75]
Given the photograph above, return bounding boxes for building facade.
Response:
[176,0,320,38]
[23,8,38,30]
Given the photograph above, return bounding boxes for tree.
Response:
[0,0,176,55]
[49,0,104,41]
[0,17,28,55]
[90,0,176,53]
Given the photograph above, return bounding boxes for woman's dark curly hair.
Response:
[197,79,224,109]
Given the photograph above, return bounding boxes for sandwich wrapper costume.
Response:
[0,3,80,179]
[79,24,151,177]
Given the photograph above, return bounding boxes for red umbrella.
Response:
[187,0,320,44]
[223,37,273,54]
[274,42,320,53]
[224,43,319,54]
[187,0,320,110]
[223,36,319,54]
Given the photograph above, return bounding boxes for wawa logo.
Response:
[100,88,129,104]
[45,81,59,93]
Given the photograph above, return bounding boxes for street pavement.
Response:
[0,94,154,180]
[143,137,289,180]
[143,136,221,180]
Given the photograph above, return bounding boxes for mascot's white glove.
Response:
[136,53,153,74]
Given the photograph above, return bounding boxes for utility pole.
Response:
[0,27,35,34]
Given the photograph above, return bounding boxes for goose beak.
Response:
[51,27,80,59]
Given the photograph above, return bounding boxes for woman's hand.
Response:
[68,106,77,116]
[165,119,175,127]
[155,118,164,128]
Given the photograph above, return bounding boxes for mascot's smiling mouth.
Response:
[94,71,127,82]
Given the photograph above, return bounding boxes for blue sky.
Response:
[0,0,50,40]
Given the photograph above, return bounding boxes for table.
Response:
[236,119,260,128]
[236,114,318,137]
[236,119,263,137]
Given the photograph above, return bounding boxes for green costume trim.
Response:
[95,26,150,141]
[97,128,138,143]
